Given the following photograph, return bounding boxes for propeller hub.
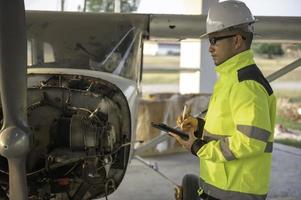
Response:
[0,126,30,158]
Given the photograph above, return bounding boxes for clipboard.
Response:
[151,122,188,140]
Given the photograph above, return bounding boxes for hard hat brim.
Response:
[200,32,209,39]
[199,19,258,39]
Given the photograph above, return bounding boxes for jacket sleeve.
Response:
[197,81,273,162]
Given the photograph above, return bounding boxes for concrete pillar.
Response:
[179,0,218,94]
[114,0,121,12]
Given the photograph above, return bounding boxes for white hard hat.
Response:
[200,0,256,38]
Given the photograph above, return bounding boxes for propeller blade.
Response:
[8,158,27,199]
[0,127,29,199]
[0,1,30,199]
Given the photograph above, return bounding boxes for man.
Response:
[170,1,276,200]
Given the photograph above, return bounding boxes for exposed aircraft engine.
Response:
[0,73,133,199]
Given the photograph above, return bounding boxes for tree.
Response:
[85,0,138,13]
[252,43,284,59]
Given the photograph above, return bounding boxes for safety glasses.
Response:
[209,34,236,45]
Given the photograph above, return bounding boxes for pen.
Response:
[182,104,187,119]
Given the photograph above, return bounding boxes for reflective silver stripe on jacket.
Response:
[199,178,267,200]
[203,130,227,142]
[203,128,273,154]
[237,125,270,142]
[203,130,237,160]
[220,137,236,161]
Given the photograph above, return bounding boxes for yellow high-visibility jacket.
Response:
[197,50,276,200]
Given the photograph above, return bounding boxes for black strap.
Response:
[194,117,205,138]
[199,192,220,200]
[237,64,273,96]
[191,139,206,156]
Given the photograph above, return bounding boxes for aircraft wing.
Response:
[149,14,301,42]
[26,12,301,42]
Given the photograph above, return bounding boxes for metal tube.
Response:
[134,156,179,187]
[134,134,169,156]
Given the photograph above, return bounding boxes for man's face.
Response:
[208,32,237,66]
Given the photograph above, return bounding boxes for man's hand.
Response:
[176,104,198,132]
[169,127,197,152]
[176,115,198,132]
[173,104,207,155]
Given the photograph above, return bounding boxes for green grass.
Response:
[276,114,301,131]
[142,55,180,84]
[144,55,179,67]
[275,113,301,149]
[254,55,297,70]
[275,90,301,99]
[275,138,301,149]
[142,73,179,84]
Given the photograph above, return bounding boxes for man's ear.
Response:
[233,35,241,50]
[234,35,244,50]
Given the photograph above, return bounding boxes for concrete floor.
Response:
[98,143,301,200]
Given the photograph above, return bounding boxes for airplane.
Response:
[0,0,301,200]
